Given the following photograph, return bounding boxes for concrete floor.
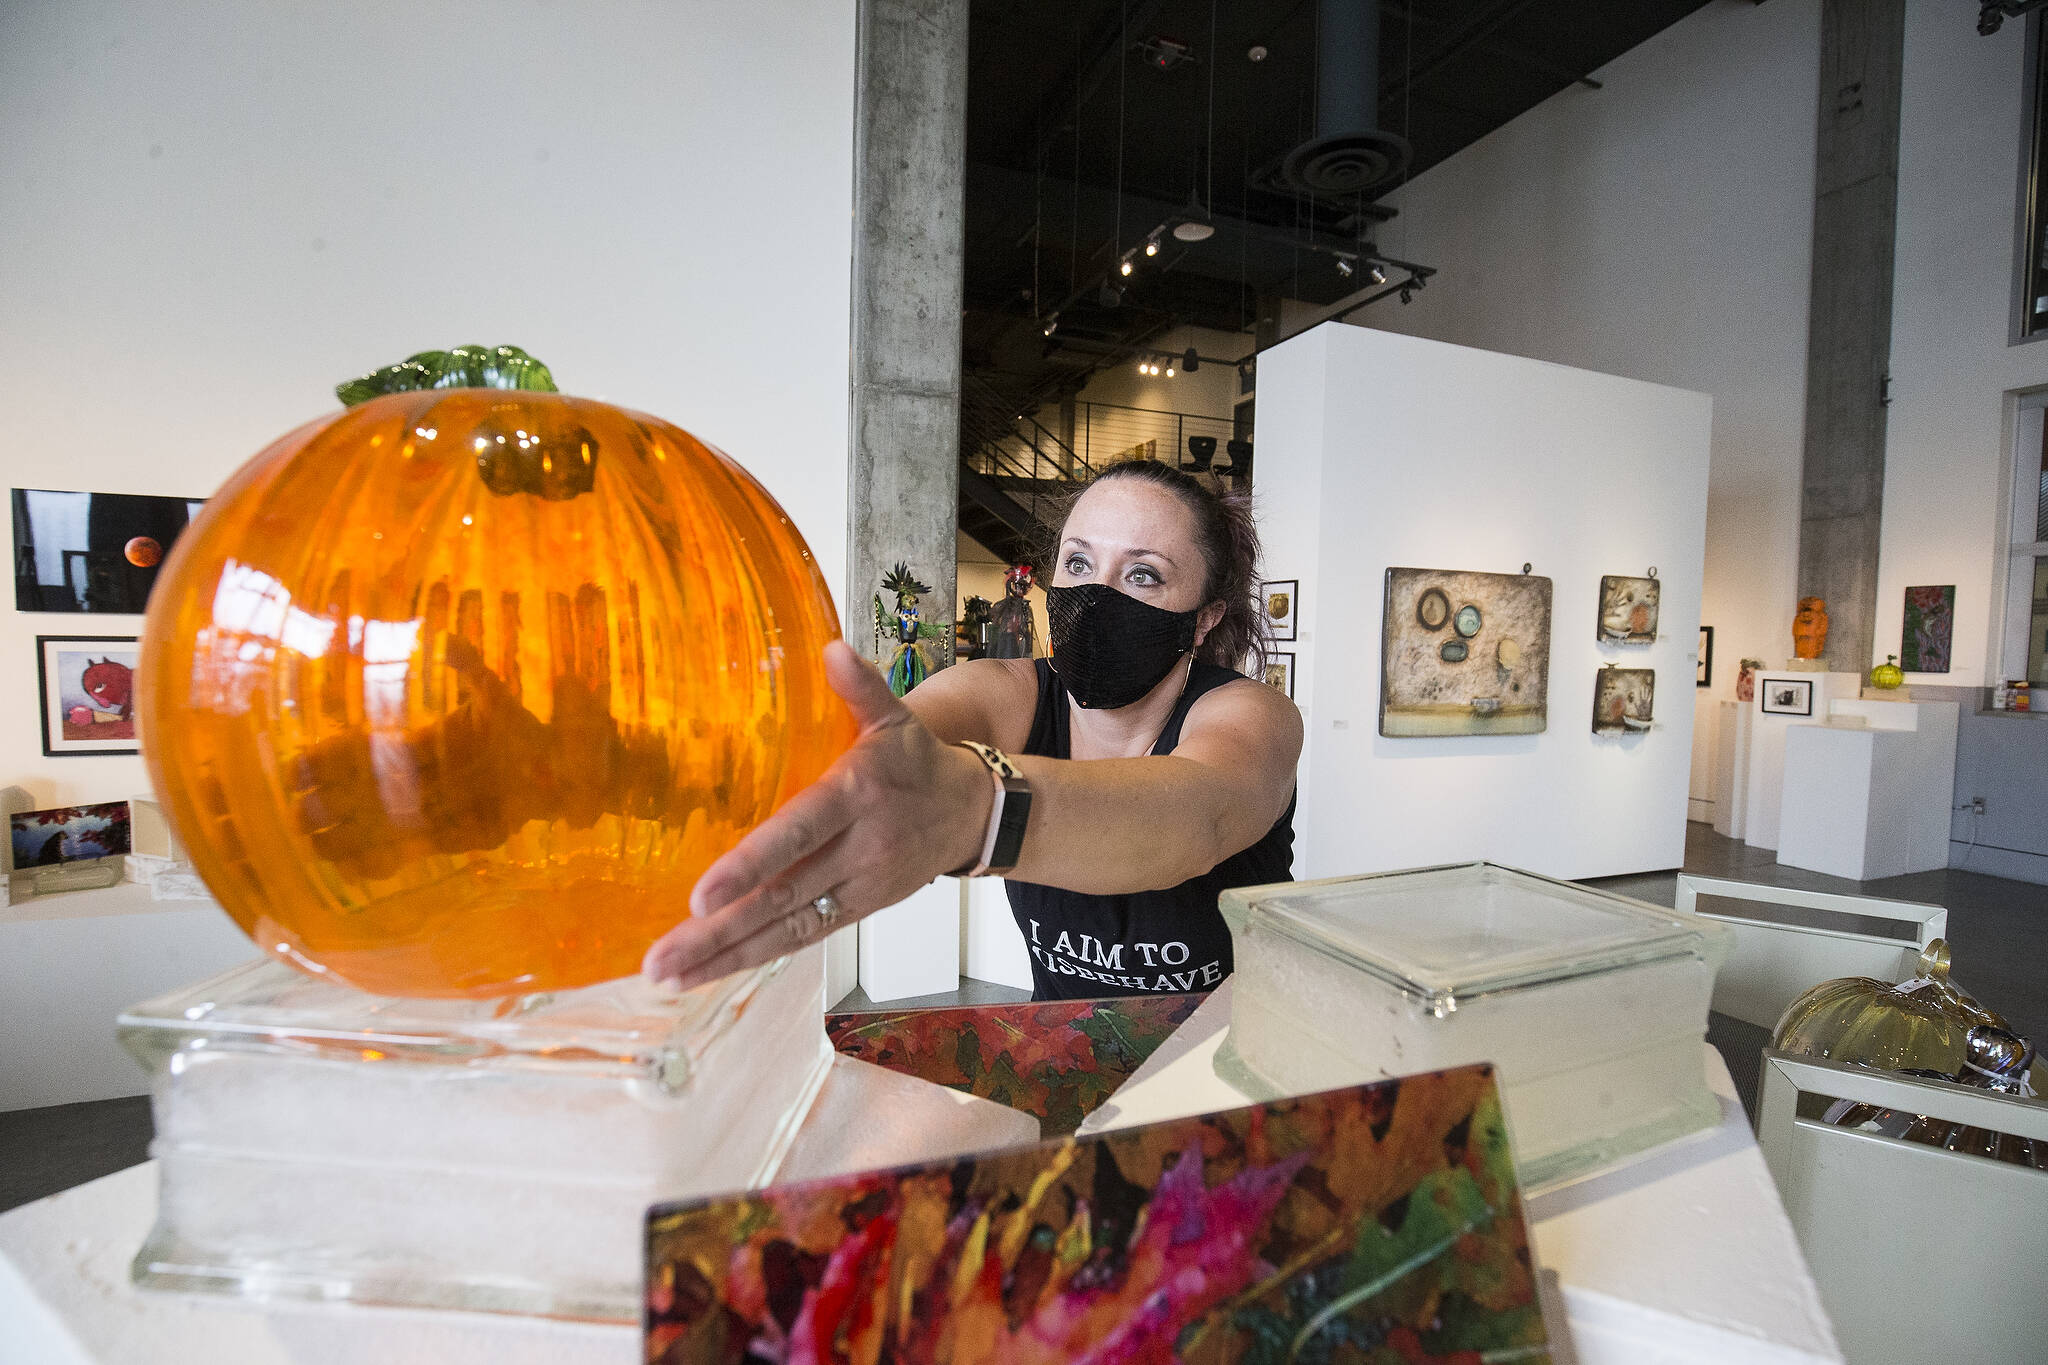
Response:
[7,824,2044,1215]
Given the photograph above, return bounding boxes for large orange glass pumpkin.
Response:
[139,349,855,998]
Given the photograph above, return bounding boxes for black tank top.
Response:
[1005,658,1295,1000]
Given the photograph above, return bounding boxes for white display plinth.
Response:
[1079,984,1843,1365]
[959,876,1033,990]
[1739,671,1862,850]
[1711,699,1752,840]
[1,882,257,1112]
[856,877,963,1002]
[1776,698,1960,880]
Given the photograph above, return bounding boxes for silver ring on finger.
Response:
[811,893,842,928]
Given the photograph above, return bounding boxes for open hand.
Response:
[640,640,988,992]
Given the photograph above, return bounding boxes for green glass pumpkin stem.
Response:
[335,345,558,407]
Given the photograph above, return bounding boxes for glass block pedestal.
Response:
[117,944,830,1321]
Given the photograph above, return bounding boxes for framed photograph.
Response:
[37,635,140,755]
[1262,651,1295,698]
[11,801,131,869]
[1697,625,1714,687]
[13,488,202,614]
[1260,578,1298,642]
[1760,677,1814,717]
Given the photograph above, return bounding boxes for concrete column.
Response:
[1795,0,1905,673]
[847,0,968,667]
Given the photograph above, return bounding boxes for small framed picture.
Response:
[1697,626,1714,688]
[11,801,132,868]
[1760,677,1814,717]
[1262,651,1295,698]
[1261,578,1298,642]
[37,635,140,755]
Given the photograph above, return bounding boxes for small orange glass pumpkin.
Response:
[139,349,855,998]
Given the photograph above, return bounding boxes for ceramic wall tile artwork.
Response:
[1381,567,1552,736]
[645,1064,1552,1365]
[1591,667,1655,734]
[10,800,131,868]
[1597,575,1659,643]
[1900,585,1955,673]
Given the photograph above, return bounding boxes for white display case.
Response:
[1218,862,1732,1190]
[117,944,832,1321]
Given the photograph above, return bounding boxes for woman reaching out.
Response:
[643,460,1303,1000]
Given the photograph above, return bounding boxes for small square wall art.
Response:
[1900,585,1955,673]
[37,635,140,755]
[1592,666,1655,734]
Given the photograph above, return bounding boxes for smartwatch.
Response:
[948,741,1033,877]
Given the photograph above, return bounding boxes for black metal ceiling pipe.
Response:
[1283,0,1412,197]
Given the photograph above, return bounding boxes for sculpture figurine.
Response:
[956,594,994,661]
[990,563,1039,659]
[873,563,949,696]
[1792,596,1829,660]
[1870,654,1904,690]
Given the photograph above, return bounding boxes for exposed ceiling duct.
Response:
[1282,0,1412,197]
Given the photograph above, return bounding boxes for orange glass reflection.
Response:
[139,391,856,998]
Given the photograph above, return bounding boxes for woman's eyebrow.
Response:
[1065,536,1177,567]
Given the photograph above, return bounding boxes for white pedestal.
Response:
[1,884,257,1112]
[855,877,962,1002]
[1739,672,1861,851]
[1712,700,1752,840]
[1777,699,1961,881]
[959,877,1033,990]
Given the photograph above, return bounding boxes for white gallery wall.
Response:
[1325,0,1816,723]
[0,0,858,810]
[1260,324,1711,881]
[1878,7,2047,687]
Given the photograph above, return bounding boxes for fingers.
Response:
[688,766,853,917]
[643,835,851,990]
[824,639,910,731]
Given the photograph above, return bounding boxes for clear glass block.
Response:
[1217,863,1733,1191]
[118,943,830,1321]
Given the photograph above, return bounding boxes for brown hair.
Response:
[1042,460,1272,674]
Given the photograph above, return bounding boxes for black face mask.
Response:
[1045,582,1201,709]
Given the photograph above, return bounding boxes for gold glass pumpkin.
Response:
[1774,940,2041,1092]
[139,349,856,998]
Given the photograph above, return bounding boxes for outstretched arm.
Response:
[641,642,1302,992]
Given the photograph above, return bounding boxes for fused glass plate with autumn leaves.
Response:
[646,1064,1554,1365]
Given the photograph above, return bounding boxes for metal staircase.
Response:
[956,376,1095,567]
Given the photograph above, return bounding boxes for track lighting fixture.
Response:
[1336,256,1354,278]
[1183,347,1199,373]
[1165,361,1175,377]
[1120,256,1134,277]
[1042,314,1059,337]
[1368,263,1388,286]
[1144,236,1159,257]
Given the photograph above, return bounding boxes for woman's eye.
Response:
[1128,566,1160,586]
[1064,555,1090,574]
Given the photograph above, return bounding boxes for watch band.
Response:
[948,741,1033,877]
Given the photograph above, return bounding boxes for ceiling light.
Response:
[1120,257,1134,277]
[1183,347,1199,372]
[1145,236,1159,257]
[1042,314,1059,337]
[1173,220,1215,242]
[1165,362,1175,377]
[1335,257,1354,278]
[1368,264,1388,286]
[1247,43,1268,63]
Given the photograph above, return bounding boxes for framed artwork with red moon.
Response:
[11,488,202,614]
[37,635,140,755]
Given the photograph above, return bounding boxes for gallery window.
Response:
[1998,393,2048,685]
[2019,17,2048,341]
